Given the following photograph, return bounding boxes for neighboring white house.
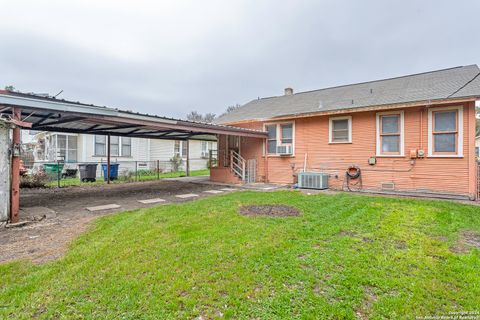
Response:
[30,131,216,175]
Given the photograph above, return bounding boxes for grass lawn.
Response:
[45,168,210,187]
[1,191,479,319]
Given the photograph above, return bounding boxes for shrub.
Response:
[169,155,183,172]
[119,170,135,183]
[137,169,156,176]
[20,172,49,188]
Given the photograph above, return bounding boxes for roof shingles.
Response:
[216,65,480,124]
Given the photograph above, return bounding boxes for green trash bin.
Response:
[43,163,64,174]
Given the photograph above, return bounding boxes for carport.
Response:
[0,90,267,223]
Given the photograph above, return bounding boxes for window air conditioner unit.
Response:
[276,144,293,155]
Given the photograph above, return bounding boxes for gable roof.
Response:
[215,65,480,124]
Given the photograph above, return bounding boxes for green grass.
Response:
[45,169,210,187]
[1,191,479,319]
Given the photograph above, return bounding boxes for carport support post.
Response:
[186,139,190,176]
[10,108,21,223]
[107,134,111,184]
[0,121,10,222]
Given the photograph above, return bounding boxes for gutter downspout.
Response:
[264,138,269,183]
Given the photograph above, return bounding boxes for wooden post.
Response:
[57,159,61,188]
[186,139,190,176]
[107,134,111,184]
[157,160,160,180]
[10,108,21,223]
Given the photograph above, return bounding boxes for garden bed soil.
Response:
[239,205,300,217]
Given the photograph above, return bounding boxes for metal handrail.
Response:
[230,150,246,181]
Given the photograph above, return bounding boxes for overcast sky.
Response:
[1,0,479,119]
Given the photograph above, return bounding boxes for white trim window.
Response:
[121,137,131,157]
[264,122,295,155]
[54,134,77,162]
[266,124,277,154]
[94,135,132,157]
[376,111,405,156]
[201,141,210,158]
[174,140,188,158]
[329,116,352,143]
[428,106,463,157]
[94,135,106,156]
[110,136,120,156]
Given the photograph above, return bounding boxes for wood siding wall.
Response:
[215,102,477,199]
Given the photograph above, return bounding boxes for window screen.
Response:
[266,125,277,154]
[332,119,349,142]
[281,124,293,144]
[433,111,457,153]
[380,115,400,153]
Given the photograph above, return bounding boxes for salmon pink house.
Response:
[210,65,480,200]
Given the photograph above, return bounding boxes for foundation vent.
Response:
[381,182,395,191]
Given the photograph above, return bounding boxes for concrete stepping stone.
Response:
[86,204,121,212]
[138,198,166,204]
[220,188,237,192]
[175,193,199,199]
[203,190,224,194]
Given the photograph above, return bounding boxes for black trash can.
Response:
[78,164,98,182]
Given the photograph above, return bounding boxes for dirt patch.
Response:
[338,230,357,237]
[239,205,300,217]
[394,240,407,250]
[355,286,378,320]
[0,217,95,264]
[462,231,480,248]
[450,231,480,254]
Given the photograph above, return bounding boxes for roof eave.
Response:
[219,96,479,125]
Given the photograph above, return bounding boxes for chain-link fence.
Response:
[20,158,212,188]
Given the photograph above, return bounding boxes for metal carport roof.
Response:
[0,89,267,224]
[0,90,267,140]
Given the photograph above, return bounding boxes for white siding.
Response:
[81,134,146,163]
[150,140,176,161]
